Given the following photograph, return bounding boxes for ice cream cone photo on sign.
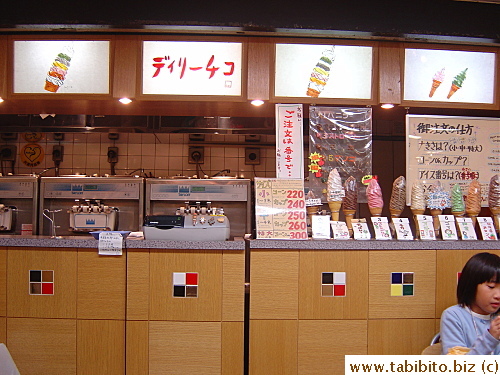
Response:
[447,68,468,99]
[429,68,445,97]
[44,45,74,93]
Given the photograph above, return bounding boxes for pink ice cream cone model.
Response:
[429,68,445,98]
[366,178,384,217]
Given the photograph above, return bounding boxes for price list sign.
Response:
[255,178,308,240]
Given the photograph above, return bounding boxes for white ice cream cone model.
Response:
[326,168,345,222]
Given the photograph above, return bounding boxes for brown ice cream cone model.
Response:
[488,175,500,234]
[490,208,500,234]
[328,201,342,221]
[429,208,443,236]
[369,206,383,217]
[342,176,358,237]
[343,209,356,236]
[411,208,425,238]
[465,180,481,226]
[429,80,441,97]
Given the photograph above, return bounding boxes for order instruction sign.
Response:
[255,178,308,240]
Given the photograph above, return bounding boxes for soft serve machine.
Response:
[0,175,38,235]
[144,179,252,241]
[39,176,144,236]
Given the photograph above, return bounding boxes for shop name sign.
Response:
[142,41,242,96]
[13,40,110,95]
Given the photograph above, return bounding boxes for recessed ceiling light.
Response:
[381,103,395,109]
[251,99,264,106]
[119,98,132,104]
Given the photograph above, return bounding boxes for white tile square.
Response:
[173,272,186,285]
[334,272,346,284]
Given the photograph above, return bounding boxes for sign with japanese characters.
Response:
[142,41,242,96]
[13,40,110,94]
[255,178,308,240]
[406,115,500,206]
[274,44,373,99]
[404,48,496,104]
[276,104,304,179]
[308,107,372,203]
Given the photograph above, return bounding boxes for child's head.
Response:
[457,252,500,308]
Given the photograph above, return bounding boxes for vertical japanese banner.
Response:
[308,107,372,203]
[276,104,304,179]
[255,178,308,240]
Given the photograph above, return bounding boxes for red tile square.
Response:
[186,273,198,285]
[42,282,54,295]
[333,284,346,297]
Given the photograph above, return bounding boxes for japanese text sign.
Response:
[406,115,500,206]
[142,41,242,96]
[309,107,372,203]
[14,40,110,94]
[255,178,308,240]
[276,104,304,179]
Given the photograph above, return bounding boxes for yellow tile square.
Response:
[390,284,403,296]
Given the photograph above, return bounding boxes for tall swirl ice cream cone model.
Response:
[306,46,335,98]
[366,179,384,217]
[465,179,482,226]
[447,68,467,99]
[451,183,466,237]
[410,181,426,237]
[389,176,406,219]
[429,68,445,98]
[488,175,500,234]
[426,181,451,237]
[342,176,358,236]
[327,168,344,221]
[44,46,73,93]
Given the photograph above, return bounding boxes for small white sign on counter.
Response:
[456,217,477,240]
[331,221,350,240]
[352,219,371,240]
[98,232,124,256]
[311,215,331,239]
[392,218,413,241]
[477,217,498,240]
[439,215,458,240]
[371,217,392,240]
[416,215,436,240]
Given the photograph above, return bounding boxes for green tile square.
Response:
[403,284,414,296]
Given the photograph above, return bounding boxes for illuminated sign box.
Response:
[13,40,110,94]
[142,41,242,96]
[404,48,496,105]
[274,44,373,99]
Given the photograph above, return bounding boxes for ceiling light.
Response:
[381,103,395,109]
[0,97,4,103]
[119,98,132,104]
[251,99,264,106]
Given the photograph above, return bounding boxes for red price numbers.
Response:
[290,231,308,239]
[286,190,304,199]
[288,211,306,221]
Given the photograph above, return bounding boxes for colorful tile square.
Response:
[390,272,414,296]
[29,270,54,295]
[321,272,346,297]
[173,272,199,298]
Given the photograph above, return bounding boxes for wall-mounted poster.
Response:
[274,44,373,99]
[406,115,500,206]
[13,40,110,94]
[142,41,242,96]
[404,48,496,104]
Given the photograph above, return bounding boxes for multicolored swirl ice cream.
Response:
[45,46,73,93]
[306,46,335,98]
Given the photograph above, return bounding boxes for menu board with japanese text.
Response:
[406,115,500,206]
[255,178,308,240]
[276,104,304,179]
[13,40,110,94]
[142,41,242,96]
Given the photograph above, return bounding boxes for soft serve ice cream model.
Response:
[429,68,445,97]
[366,178,384,217]
[44,46,73,93]
[306,46,335,98]
[327,168,344,221]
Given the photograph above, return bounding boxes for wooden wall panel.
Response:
[298,320,367,374]
[7,317,76,375]
[249,319,297,375]
[77,249,126,320]
[250,250,299,319]
[247,39,272,101]
[149,321,222,374]
[127,250,150,320]
[378,42,402,104]
[368,319,437,355]
[113,35,139,99]
[0,248,6,316]
[7,248,77,318]
[222,250,245,322]
[77,319,125,375]
[126,320,148,375]
[0,317,5,343]
[436,249,500,318]
[299,250,368,320]
[222,321,244,375]
[369,250,436,319]
[149,250,222,322]
[0,37,7,98]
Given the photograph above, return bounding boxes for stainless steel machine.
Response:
[39,176,144,236]
[144,178,252,240]
[0,175,38,235]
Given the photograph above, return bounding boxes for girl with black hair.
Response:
[440,252,500,354]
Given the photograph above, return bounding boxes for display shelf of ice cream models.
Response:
[307,171,500,240]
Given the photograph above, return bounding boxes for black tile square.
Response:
[173,285,186,297]
[30,270,41,282]
[322,272,334,284]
